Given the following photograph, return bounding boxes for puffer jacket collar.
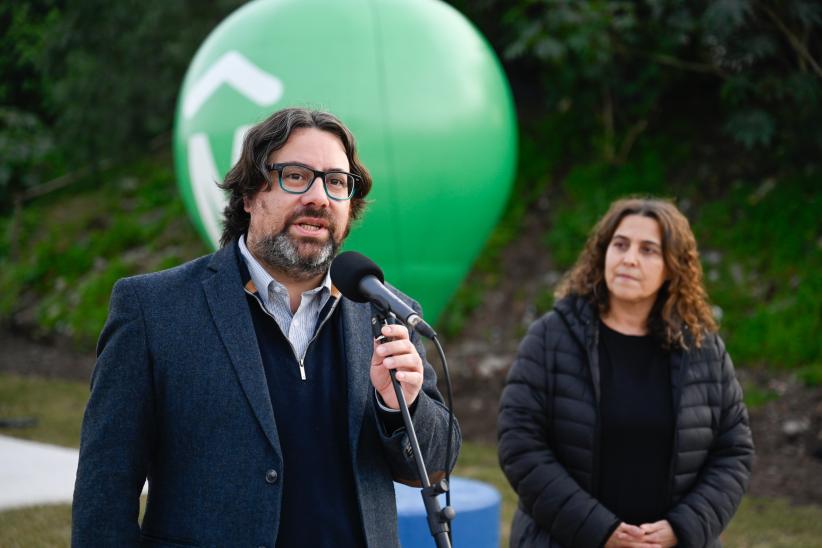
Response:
[553,294,692,408]
[553,294,595,341]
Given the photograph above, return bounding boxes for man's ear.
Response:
[243,195,252,214]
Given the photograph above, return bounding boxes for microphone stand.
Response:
[372,307,455,548]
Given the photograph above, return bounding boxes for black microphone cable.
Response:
[432,334,455,534]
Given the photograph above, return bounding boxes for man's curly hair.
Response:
[217,107,372,247]
[555,196,717,348]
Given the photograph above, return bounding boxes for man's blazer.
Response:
[72,243,459,547]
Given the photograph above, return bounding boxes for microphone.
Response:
[330,251,437,339]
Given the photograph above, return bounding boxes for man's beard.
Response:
[251,208,343,281]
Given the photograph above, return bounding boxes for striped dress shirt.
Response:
[238,235,331,361]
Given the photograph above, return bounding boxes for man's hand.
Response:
[370,323,424,410]
[604,522,664,548]
[639,520,677,548]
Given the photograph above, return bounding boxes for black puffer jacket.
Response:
[498,295,753,548]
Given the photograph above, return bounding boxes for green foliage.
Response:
[1,3,68,210]
[0,2,60,111]
[0,0,817,374]
[439,283,485,339]
[797,364,822,387]
[0,156,208,345]
[40,1,246,165]
[533,289,554,316]
[0,108,56,205]
[693,174,821,367]
[538,146,820,368]
[543,143,669,268]
[742,382,779,409]
[451,0,822,168]
[0,1,246,211]
[724,109,775,149]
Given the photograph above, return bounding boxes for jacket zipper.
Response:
[668,347,690,503]
[244,288,340,381]
[586,319,602,496]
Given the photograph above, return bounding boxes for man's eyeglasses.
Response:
[266,162,360,201]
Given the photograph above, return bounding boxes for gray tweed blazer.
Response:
[72,243,459,547]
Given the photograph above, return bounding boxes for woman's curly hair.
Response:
[218,107,372,247]
[555,196,717,348]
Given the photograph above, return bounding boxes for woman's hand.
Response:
[605,522,667,548]
[639,520,677,547]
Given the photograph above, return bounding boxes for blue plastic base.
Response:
[395,476,501,547]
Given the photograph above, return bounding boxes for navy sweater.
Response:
[245,287,366,547]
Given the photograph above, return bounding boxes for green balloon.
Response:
[173,0,517,322]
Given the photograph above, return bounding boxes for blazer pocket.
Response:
[139,531,199,547]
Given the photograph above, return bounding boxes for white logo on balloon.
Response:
[184,51,284,245]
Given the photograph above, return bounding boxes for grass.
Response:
[456,440,822,547]
[2,442,822,547]
[2,375,822,547]
[722,497,822,547]
[0,373,87,448]
[454,441,518,546]
[0,504,72,547]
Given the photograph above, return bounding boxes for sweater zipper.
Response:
[244,288,340,381]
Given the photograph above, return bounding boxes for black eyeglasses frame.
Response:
[265,162,360,201]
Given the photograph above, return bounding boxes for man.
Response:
[72,108,460,547]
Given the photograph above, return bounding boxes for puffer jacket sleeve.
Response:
[666,335,754,548]
[498,315,619,547]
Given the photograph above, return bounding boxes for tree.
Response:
[0,1,245,211]
[450,0,822,168]
[42,0,245,166]
[0,2,62,209]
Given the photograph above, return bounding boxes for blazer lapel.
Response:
[341,297,374,460]
[201,245,281,455]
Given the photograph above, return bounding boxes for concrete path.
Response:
[0,435,80,510]
[0,435,151,511]
[0,435,501,546]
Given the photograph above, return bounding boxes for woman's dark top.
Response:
[598,320,674,525]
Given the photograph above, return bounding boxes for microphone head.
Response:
[330,251,384,303]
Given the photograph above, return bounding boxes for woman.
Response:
[498,197,753,548]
